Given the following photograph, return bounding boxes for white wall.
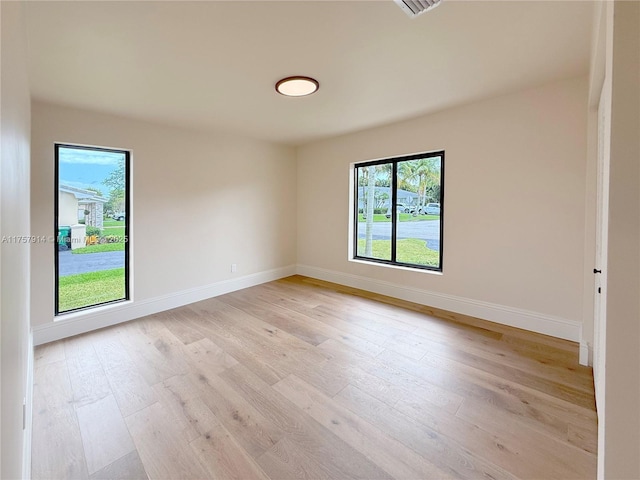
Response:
[31,102,297,341]
[1,2,32,479]
[297,77,588,341]
[600,1,640,477]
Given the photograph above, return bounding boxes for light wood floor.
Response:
[32,275,597,480]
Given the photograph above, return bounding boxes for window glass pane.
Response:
[353,151,443,271]
[356,163,392,261]
[395,156,442,267]
[56,145,129,314]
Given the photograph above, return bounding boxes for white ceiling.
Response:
[24,1,593,146]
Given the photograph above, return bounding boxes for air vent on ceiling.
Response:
[394,0,442,18]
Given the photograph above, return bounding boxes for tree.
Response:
[420,158,441,204]
[398,161,419,193]
[398,158,442,209]
[104,194,125,217]
[102,159,126,216]
[376,163,392,187]
[86,187,104,197]
[103,159,125,192]
[375,192,389,209]
[364,165,376,256]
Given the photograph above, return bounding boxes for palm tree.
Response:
[414,158,441,210]
[398,162,419,193]
[396,158,442,212]
[421,158,441,204]
[364,165,376,256]
[376,163,392,187]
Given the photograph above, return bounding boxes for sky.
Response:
[58,146,125,195]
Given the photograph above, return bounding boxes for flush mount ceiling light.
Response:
[394,0,442,18]
[275,76,319,97]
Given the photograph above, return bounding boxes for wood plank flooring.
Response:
[32,275,597,479]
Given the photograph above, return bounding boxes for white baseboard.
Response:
[33,265,296,346]
[579,341,592,367]
[33,262,582,346]
[296,264,581,342]
[23,331,34,480]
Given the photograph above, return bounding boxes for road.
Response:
[58,250,125,276]
[357,219,441,250]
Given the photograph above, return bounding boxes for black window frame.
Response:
[54,143,131,315]
[353,150,444,272]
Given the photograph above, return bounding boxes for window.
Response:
[353,150,444,271]
[55,144,130,314]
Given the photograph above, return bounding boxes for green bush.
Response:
[85,226,101,237]
[360,208,388,215]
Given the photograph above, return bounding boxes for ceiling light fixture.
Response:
[275,76,319,97]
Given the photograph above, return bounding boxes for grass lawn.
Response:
[102,226,125,236]
[400,213,440,222]
[103,219,125,227]
[358,237,392,260]
[58,268,125,312]
[357,238,439,266]
[72,224,126,254]
[358,214,390,222]
[358,213,440,222]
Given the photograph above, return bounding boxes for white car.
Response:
[424,203,440,215]
[385,204,409,218]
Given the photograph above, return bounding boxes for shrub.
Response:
[86,226,101,237]
[360,208,388,215]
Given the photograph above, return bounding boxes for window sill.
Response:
[54,298,132,322]
[349,257,443,275]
